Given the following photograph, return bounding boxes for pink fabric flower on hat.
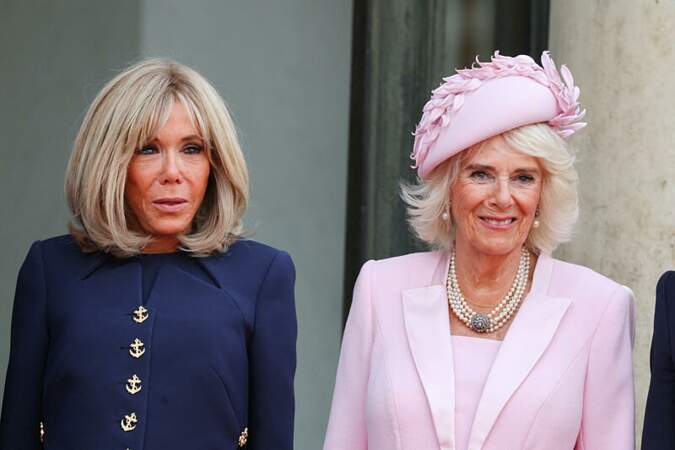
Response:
[411,51,586,178]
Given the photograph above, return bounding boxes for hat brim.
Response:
[418,76,559,179]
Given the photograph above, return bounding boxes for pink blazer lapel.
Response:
[467,253,571,450]
[402,285,455,450]
[400,253,570,450]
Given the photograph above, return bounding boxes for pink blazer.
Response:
[323,251,635,450]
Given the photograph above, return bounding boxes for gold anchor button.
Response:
[120,412,138,432]
[238,427,249,447]
[126,374,142,395]
[129,338,146,358]
[133,305,149,324]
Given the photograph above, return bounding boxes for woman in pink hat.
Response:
[323,52,635,450]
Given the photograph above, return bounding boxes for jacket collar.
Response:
[402,252,570,450]
[79,252,113,279]
[77,249,226,309]
[79,250,228,288]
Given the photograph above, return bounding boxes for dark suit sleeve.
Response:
[0,241,49,450]
[248,251,297,450]
[642,271,675,449]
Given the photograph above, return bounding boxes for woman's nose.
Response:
[159,151,182,184]
[491,178,513,209]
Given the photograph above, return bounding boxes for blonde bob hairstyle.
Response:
[65,58,249,257]
[401,123,579,255]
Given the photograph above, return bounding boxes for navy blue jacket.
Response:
[0,235,297,450]
[642,271,675,449]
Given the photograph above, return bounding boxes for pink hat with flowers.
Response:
[411,51,586,180]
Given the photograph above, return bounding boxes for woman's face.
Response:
[125,102,210,252]
[450,139,543,257]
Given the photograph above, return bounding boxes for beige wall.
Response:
[550,0,675,445]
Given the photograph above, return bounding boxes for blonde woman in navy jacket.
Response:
[0,59,296,450]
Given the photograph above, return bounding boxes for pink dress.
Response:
[452,335,501,450]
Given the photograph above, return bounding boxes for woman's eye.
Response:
[136,145,158,155]
[183,144,204,154]
[469,170,490,180]
[515,174,535,183]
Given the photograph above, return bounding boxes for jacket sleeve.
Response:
[323,260,375,450]
[575,285,635,450]
[248,251,297,450]
[641,271,675,449]
[0,241,49,450]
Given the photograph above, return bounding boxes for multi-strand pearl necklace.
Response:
[446,247,531,333]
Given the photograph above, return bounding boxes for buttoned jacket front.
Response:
[0,235,296,450]
[323,251,635,450]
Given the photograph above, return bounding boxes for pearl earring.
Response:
[442,203,451,221]
[533,208,540,228]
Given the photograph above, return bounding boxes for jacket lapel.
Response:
[81,255,142,304]
[402,285,455,450]
[467,254,571,450]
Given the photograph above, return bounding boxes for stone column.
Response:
[549,1,675,444]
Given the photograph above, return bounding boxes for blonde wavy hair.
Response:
[401,123,579,254]
[65,58,249,257]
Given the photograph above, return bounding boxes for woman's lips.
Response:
[478,215,517,231]
[152,198,188,213]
